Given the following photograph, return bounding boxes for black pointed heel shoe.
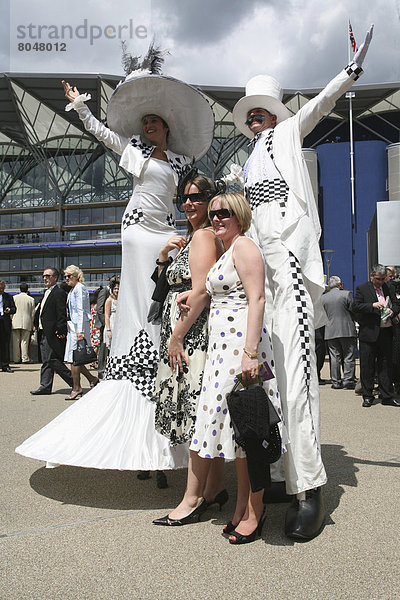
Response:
[205,489,229,510]
[228,510,266,545]
[153,499,207,526]
[222,521,236,535]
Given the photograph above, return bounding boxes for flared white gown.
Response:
[16,158,188,471]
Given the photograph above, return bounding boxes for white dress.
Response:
[64,283,92,363]
[189,239,284,461]
[104,298,117,349]
[16,103,190,471]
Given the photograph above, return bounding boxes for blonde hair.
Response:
[208,192,252,233]
[64,264,85,284]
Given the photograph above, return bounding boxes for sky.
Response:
[0,0,399,89]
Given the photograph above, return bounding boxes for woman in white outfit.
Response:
[64,265,98,400]
[104,279,119,350]
[16,70,214,482]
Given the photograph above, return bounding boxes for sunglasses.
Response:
[245,114,266,127]
[209,208,234,220]
[64,274,74,279]
[182,193,207,204]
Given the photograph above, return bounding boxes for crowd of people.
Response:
[5,23,398,544]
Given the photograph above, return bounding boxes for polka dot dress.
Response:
[189,238,281,460]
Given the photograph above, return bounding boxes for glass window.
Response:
[91,207,104,223]
[33,212,45,227]
[45,212,56,226]
[90,253,102,268]
[0,214,11,228]
[21,255,32,270]
[11,213,23,228]
[80,208,91,224]
[103,206,115,223]
[115,206,125,221]
[101,253,115,267]
[0,257,9,271]
[23,212,34,228]
[10,257,21,270]
[65,210,79,225]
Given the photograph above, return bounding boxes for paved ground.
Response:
[1,362,399,600]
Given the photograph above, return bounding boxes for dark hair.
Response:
[20,282,29,292]
[110,277,120,292]
[44,266,59,280]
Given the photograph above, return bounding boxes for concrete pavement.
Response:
[1,363,399,600]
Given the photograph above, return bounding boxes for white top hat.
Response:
[107,73,215,160]
[233,74,292,138]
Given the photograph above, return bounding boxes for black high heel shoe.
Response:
[222,521,236,535]
[228,510,266,545]
[205,489,229,510]
[153,499,207,526]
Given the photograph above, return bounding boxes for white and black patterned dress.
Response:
[189,238,282,460]
[153,242,209,446]
[16,102,189,471]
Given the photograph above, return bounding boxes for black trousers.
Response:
[0,319,11,368]
[39,333,73,391]
[359,327,393,400]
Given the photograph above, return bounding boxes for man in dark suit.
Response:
[31,267,73,395]
[0,280,17,372]
[322,276,357,390]
[353,265,400,407]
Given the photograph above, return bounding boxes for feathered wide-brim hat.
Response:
[107,72,215,160]
[233,74,292,138]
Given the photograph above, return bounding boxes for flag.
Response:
[349,21,357,52]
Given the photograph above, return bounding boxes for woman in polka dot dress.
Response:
[153,193,282,543]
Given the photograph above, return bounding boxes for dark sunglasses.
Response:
[209,208,234,220]
[182,193,207,204]
[245,114,266,127]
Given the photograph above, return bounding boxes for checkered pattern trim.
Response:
[245,178,289,213]
[122,208,144,229]
[344,61,363,81]
[264,130,274,160]
[289,253,311,391]
[166,212,175,227]
[103,329,158,400]
[248,132,262,148]
[168,156,187,179]
[129,136,153,158]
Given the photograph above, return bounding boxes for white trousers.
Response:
[12,328,31,363]
[250,200,327,494]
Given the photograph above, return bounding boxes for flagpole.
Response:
[347,21,356,291]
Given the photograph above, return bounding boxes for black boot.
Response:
[284,487,325,540]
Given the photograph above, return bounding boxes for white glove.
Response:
[65,93,91,112]
[354,24,374,68]
[222,163,244,187]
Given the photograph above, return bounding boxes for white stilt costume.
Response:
[16,73,214,471]
[234,60,367,495]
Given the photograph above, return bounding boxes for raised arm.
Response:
[62,80,129,156]
[168,229,221,371]
[293,25,373,140]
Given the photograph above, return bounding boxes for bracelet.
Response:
[243,348,259,359]
[156,258,171,266]
[107,329,111,332]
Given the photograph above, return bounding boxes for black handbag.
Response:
[227,381,282,493]
[147,259,172,325]
[72,338,97,366]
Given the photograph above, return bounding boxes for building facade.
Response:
[1,73,399,294]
